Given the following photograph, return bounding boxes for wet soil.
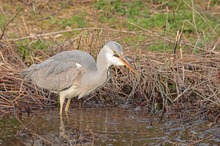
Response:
[0,107,219,146]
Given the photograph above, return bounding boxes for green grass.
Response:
[50,14,86,28]
[30,39,48,50]
[95,0,219,51]
[148,43,173,52]
[16,39,49,59]
[0,15,6,29]
[1,0,219,54]
[16,40,30,58]
[124,35,146,46]
[97,0,218,31]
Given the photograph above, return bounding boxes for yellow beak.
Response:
[119,55,136,74]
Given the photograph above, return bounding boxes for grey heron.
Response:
[21,41,136,114]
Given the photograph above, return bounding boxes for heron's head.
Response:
[104,41,136,74]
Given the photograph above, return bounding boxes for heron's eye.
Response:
[113,53,120,58]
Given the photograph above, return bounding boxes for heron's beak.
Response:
[119,55,136,74]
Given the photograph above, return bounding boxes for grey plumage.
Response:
[21,50,96,92]
[21,41,136,114]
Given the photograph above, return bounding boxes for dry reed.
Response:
[0,34,219,120]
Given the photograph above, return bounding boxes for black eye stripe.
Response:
[113,53,119,58]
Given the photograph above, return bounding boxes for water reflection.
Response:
[59,111,95,145]
[52,108,165,145]
[0,107,219,145]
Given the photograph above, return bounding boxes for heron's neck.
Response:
[96,48,111,72]
[96,48,111,83]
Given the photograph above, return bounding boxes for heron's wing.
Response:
[22,50,97,92]
[25,59,84,92]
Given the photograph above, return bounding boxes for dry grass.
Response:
[0,32,219,120]
[0,42,57,115]
[0,1,219,120]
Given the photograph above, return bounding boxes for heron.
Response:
[21,41,136,114]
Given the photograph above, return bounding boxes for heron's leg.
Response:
[64,111,70,124]
[59,114,70,140]
[65,98,71,112]
[78,98,83,109]
[59,95,65,115]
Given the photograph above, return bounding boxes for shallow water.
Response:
[0,107,219,146]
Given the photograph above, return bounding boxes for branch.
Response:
[0,8,22,40]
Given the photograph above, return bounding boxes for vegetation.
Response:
[0,0,219,121]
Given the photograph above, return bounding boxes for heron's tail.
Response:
[20,64,37,79]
